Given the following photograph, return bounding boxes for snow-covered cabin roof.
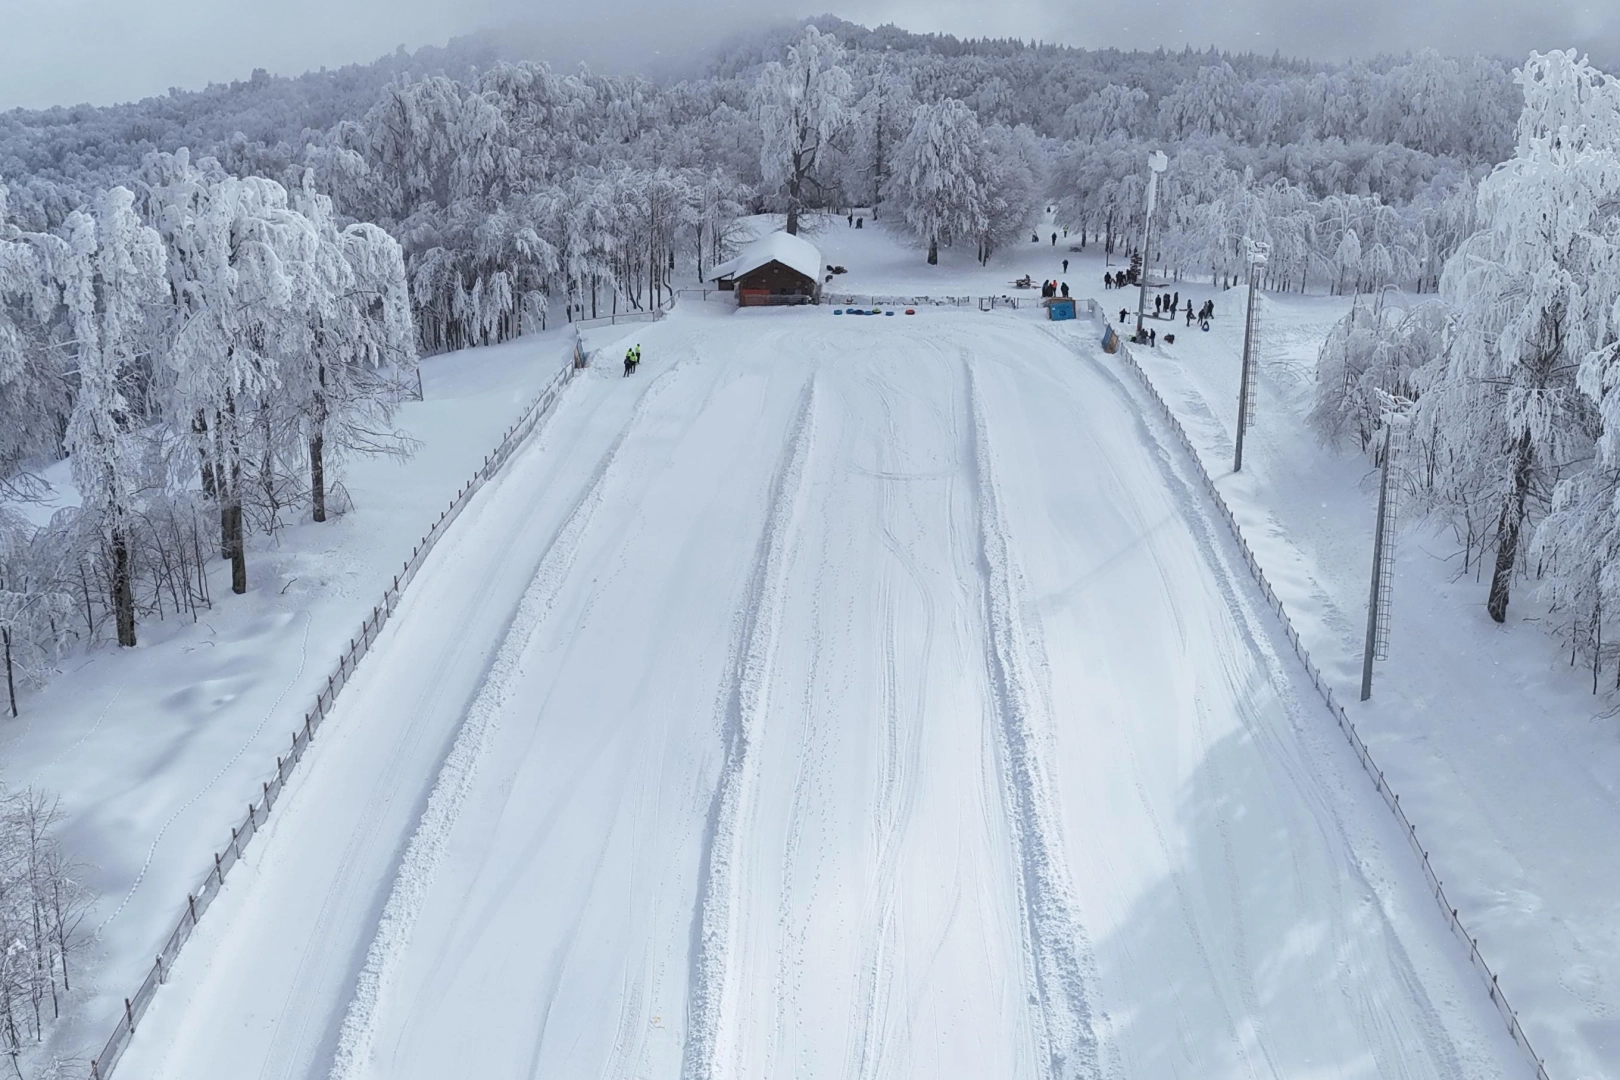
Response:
[713,231,823,285]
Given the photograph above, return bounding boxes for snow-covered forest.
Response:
[1309,50,1620,680]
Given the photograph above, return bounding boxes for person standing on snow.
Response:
[623,348,635,377]
[1062,258,1070,274]
[1060,281,1070,298]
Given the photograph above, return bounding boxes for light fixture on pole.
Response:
[1134,150,1168,342]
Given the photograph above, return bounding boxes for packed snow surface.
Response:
[119,302,1515,1079]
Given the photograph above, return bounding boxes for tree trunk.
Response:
[194,411,216,502]
[225,499,246,595]
[225,395,247,595]
[112,527,136,647]
[3,627,16,717]
[786,145,804,235]
[927,236,938,265]
[310,362,329,523]
[214,411,230,558]
[310,433,326,523]
[1487,431,1534,624]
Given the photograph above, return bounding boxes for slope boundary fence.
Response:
[676,287,1035,311]
[1077,298,1552,1080]
[86,348,585,1080]
[566,292,676,330]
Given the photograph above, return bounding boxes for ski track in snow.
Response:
[327,360,694,1080]
[682,377,818,1080]
[1035,325,1476,1080]
[965,360,1102,1080]
[119,308,1517,1080]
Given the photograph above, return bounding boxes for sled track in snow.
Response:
[682,379,819,1080]
[328,361,695,1080]
[966,362,1100,1080]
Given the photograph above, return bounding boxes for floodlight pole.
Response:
[1134,151,1168,342]
[1360,393,1411,702]
[1233,240,1268,473]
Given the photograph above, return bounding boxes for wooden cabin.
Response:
[711,232,823,307]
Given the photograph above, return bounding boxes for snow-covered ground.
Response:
[816,214,1620,1076]
[0,327,585,1066]
[1114,283,1620,1080]
[114,294,1523,1079]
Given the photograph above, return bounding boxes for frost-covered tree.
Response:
[1514,54,1620,646]
[975,124,1043,265]
[142,152,318,593]
[758,26,852,235]
[61,188,167,646]
[1415,50,1620,623]
[0,184,72,501]
[289,173,417,523]
[1311,291,1444,451]
[848,72,916,217]
[888,99,985,265]
[1066,84,1150,144]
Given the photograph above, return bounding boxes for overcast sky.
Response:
[2,0,1616,111]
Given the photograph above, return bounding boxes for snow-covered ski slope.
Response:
[120,302,1518,1080]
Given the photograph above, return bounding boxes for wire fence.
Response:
[86,349,584,1080]
[676,287,1041,311]
[1076,297,1551,1080]
[564,292,676,330]
[823,291,1034,311]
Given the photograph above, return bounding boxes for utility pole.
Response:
[1361,393,1411,702]
[1233,239,1268,473]
[1134,151,1168,342]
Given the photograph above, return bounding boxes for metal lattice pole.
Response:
[1361,395,1411,702]
[1135,151,1168,342]
[1233,240,1268,473]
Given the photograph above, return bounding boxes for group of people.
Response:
[1040,279,1071,299]
[1101,269,1140,289]
[1152,291,1181,318]
[622,343,643,377]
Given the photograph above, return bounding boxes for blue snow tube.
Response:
[834,309,844,314]
[885,310,895,316]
